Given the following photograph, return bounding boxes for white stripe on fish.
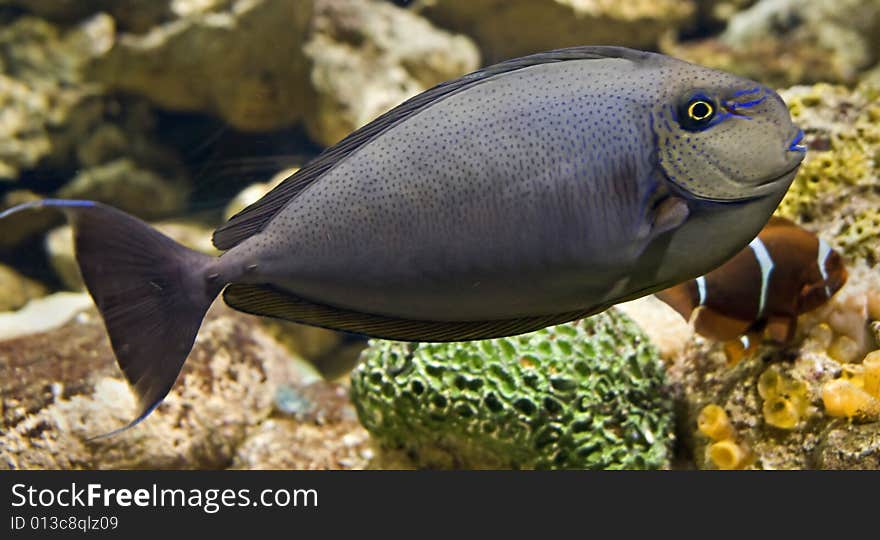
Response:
[748,237,774,318]
[817,237,833,297]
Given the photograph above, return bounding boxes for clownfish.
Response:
[656,217,847,360]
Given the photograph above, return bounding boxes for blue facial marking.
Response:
[728,96,767,111]
[789,129,807,152]
[732,86,761,98]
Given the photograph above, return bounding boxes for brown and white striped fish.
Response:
[656,217,847,356]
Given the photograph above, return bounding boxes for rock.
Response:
[668,263,880,469]
[723,0,880,82]
[0,15,109,180]
[617,296,693,361]
[55,158,187,219]
[351,309,675,469]
[420,0,695,64]
[0,264,47,312]
[666,0,880,86]
[303,0,479,145]
[44,226,80,291]
[0,1,172,33]
[0,292,92,341]
[88,0,479,145]
[46,219,218,290]
[88,0,314,133]
[0,14,190,219]
[231,381,372,469]
[0,302,319,469]
[231,417,373,469]
[694,0,757,26]
[861,62,880,89]
[0,191,60,250]
[223,167,296,221]
[814,423,880,469]
[660,36,846,89]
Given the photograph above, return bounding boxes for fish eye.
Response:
[688,100,714,121]
[678,94,717,131]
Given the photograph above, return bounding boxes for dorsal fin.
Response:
[212,46,647,250]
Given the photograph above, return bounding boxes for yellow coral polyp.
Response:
[821,379,880,419]
[757,367,782,400]
[697,404,734,442]
[762,396,799,429]
[828,335,861,364]
[707,440,749,470]
[862,351,880,397]
[839,363,865,388]
[757,367,809,429]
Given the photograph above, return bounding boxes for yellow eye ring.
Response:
[688,100,714,121]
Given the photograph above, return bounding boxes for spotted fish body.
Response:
[217,48,804,325]
[0,47,806,432]
[656,217,847,345]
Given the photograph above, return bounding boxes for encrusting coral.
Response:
[350,309,675,469]
[697,404,751,469]
[757,367,810,430]
[822,350,880,420]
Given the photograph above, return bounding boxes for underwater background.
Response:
[1,0,879,469]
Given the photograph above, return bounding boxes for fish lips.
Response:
[788,128,808,153]
[748,129,807,193]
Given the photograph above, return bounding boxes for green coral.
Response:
[776,84,880,222]
[773,84,880,266]
[835,207,880,266]
[350,309,675,470]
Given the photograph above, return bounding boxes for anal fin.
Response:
[223,284,598,342]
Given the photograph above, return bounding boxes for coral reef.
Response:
[0,292,92,341]
[0,13,190,251]
[231,382,372,469]
[696,404,751,469]
[0,14,110,180]
[651,81,880,468]
[420,0,695,63]
[664,0,880,87]
[757,366,809,429]
[87,0,478,146]
[664,280,880,468]
[0,0,173,33]
[1,0,879,471]
[697,404,734,441]
[775,85,880,231]
[87,0,314,133]
[814,423,880,469]
[350,309,675,469]
[0,301,366,469]
[0,264,47,311]
[821,351,880,420]
[721,0,880,82]
[304,0,479,146]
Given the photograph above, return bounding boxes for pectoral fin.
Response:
[652,196,690,237]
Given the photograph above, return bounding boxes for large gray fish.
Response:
[1,47,806,432]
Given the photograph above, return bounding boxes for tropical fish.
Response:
[0,47,806,432]
[656,216,846,361]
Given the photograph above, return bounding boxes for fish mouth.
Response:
[754,159,803,189]
[788,129,807,152]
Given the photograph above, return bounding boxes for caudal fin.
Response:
[1,200,222,436]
